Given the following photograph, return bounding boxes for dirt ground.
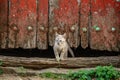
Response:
[0,67,72,80]
[0,74,54,80]
[0,67,120,80]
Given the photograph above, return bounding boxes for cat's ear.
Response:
[63,33,67,38]
[55,32,59,36]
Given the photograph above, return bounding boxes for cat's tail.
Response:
[68,46,75,57]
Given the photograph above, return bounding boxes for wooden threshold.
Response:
[0,55,120,69]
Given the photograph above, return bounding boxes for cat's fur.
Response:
[53,32,75,61]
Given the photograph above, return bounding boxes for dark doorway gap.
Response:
[0,46,119,58]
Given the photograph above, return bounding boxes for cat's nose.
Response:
[57,43,60,45]
[59,40,62,42]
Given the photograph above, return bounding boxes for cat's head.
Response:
[55,32,66,45]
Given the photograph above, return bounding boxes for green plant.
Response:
[0,60,3,75]
[39,72,66,79]
[31,66,120,80]
[17,66,27,76]
[95,66,120,80]
[67,66,120,80]
[67,69,95,80]
[0,61,3,66]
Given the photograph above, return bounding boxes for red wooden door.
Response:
[0,0,120,51]
[9,0,37,48]
[0,0,8,48]
[90,0,120,51]
[49,0,80,47]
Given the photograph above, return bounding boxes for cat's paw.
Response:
[56,57,60,62]
[60,58,66,61]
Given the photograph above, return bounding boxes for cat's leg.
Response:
[64,51,68,59]
[60,52,65,60]
[54,49,60,62]
[60,49,67,60]
[63,47,68,59]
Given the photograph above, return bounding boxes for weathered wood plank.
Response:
[9,0,37,48]
[80,0,90,48]
[90,0,120,51]
[49,0,80,47]
[0,0,8,48]
[0,56,120,69]
[1,67,120,75]
[37,0,48,49]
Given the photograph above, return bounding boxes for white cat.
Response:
[53,32,75,61]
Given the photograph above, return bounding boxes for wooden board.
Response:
[0,0,8,48]
[8,0,37,48]
[0,56,120,69]
[37,0,48,49]
[90,0,120,51]
[49,0,80,47]
[80,0,90,48]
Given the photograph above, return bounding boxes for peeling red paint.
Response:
[0,0,120,51]
[80,0,90,48]
[90,0,120,51]
[37,0,48,49]
[9,0,37,48]
[49,0,79,47]
[54,0,79,25]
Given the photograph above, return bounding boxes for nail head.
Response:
[111,27,116,31]
[82,27,87,32]
[40,26,44,31]
[27,26,33,31]
[13,26,18,31]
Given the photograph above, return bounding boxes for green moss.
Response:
[39,72,66,80]
[17,66,27,76]
[0,60,3,75]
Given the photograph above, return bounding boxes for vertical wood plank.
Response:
[0,0,8,48]
[49,0,80,47]
[37,0,48,49]
[90,0,120,51]
[9,0,37,48]
[80,0,90,48]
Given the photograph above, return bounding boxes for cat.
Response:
[53,32,75,62]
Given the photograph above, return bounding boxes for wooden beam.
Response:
[37,0,48,49]
[0,56,120,69]
[0,0,8,48]
[9,0,37,48]
[80,0,90,48]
